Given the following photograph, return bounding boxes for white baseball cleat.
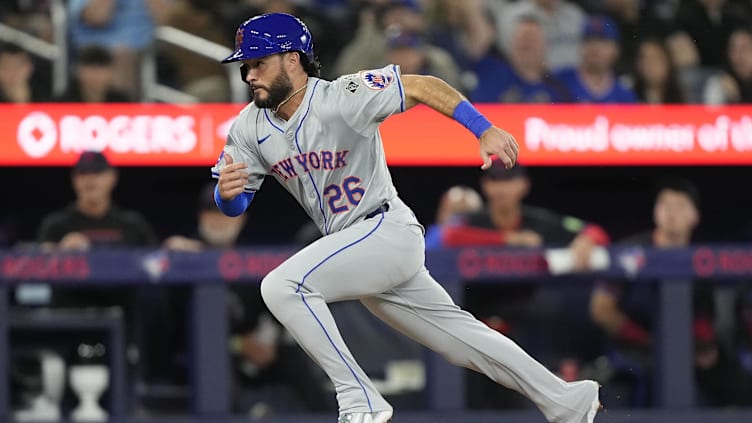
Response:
[337,410,393,423]
[581,380,602,423]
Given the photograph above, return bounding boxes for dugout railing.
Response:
[2,245,752,423]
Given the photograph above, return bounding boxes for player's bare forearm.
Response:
[402,75,464,117]
[402,74,520,169]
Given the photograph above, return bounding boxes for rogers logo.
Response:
[18,112,57,158]
[17,113,198,157]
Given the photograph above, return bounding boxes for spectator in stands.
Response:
[165,184,334,414]
[424,185,483,249]
[470,14,572,103]
[67,0,168,100]
[424,0,496,72]
[438,160,608,409]
[490,0,586,72]
[163,183,247,252]
[440,161,609,267]
[675,0,751,69]
[383,27,461,90]
[39,151,156,250]
[334,0,426,76]
[704,26,752,104]
[590,177,751,407]
[602,0,674,74]
[630,37,687,104]
[661,28,712,103]
[0,43,46,103]
[555,15,637,103]
[153,0,231,102]
[0,1,53,42]
[16,151,158,417]
[56,45,131,103]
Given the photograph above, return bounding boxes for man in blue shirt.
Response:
[471,15,571,103]
[555,15,637,103]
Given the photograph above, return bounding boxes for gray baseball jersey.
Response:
[212,64,402,236]
[212,64,600,423]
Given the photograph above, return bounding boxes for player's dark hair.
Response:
[299,52,322,78]
[655,177,701,209]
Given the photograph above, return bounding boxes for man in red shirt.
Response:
[436,160,609,409]
[439,161,609,264]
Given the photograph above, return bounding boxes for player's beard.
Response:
[253,69,293,109]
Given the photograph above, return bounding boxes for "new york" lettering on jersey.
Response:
[270,150,350,182]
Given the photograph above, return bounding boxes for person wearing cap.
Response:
[334,0,426,76]
[440,160,608,254]
[437,160,609,409]
[590,177,751,407]
[26,151,158,412]
[384,26,461,90]
[38,151,156,250]
[553,14,637,103]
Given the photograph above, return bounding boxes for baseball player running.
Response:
[212,13,601,423]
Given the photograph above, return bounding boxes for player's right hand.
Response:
[217,152,249,200]
[479,126,519,170]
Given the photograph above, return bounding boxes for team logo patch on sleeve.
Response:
[360,69,394,90]
[345,80,360,94]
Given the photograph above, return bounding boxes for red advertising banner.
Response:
[2,103,242,166]
[2,103,752,166]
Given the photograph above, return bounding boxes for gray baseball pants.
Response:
[260,199,597,422]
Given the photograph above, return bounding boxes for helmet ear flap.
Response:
[239,63,249,84]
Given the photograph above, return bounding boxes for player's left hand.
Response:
[479,126,519,170]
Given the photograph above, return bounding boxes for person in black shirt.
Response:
[13,151,157,417]
[439,160,609,261]
[55,45,131,103]
[38,151,155,250]
[34,150,156,356]
[675,0,752,68]
[590,177,752,407]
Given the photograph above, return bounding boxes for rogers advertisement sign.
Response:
[3,104,752,166]
[6,104,241,166]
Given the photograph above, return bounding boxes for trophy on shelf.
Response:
[69,343,110,422]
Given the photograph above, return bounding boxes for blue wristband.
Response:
[214,184,254,217]
[453,100,492,139]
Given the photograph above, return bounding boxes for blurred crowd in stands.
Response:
[2,0,752,104]
[4,0,752,420]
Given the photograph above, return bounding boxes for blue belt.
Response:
[365,203,390,219]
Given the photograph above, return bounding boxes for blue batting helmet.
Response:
[221,13,315,64]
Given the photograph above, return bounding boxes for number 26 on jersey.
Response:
[324,176,365,214]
